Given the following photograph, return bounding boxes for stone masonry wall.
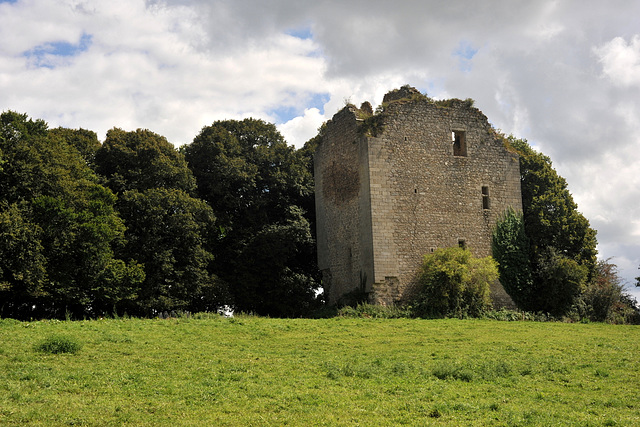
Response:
[314,107,374,305]
[366,99,521,307]
[315,90,522,307]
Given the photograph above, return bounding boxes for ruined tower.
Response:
[314,86,522,307]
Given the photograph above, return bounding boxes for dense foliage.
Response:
[491,208,533,308]
[93,128,223,316]
[494,137,638,321]
[576,259,640,324]
[0,112,144,319]
[0,112,319,319]
[508,137,598,274]
[95,128,196,195]
[412,247,497,318]
[183,119,320,316]
[497,136,598,315]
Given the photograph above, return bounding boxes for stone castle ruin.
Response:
[314,86,522,307]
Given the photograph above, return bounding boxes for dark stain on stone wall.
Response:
[323,162,359,204]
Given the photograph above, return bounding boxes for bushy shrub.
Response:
[576,259,640,324]
[34,335,82,354]
[412,247,496,318]
[535,248,588,316]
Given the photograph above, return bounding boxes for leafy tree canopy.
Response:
[116,188,225,315]
[506,136,598,272]
[183,119,320,316]
[184,119,313,231]
[0,112,143,319]
[49,127,100,168]
[93,127,226,315]
[96,128,196,195]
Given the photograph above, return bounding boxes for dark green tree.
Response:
[502,136,598,314]
[94,128,225,315]
[116,188,225,315]
[0,112,144,318]
[183,118,320,316]
[95,128,196,195]
[534,248,588,316]
[491,208,534,309]
[49,127,101,169]
[507,137,598,272]
[0,203,46,314]
[181,124,256,229]
[230,206,318,316]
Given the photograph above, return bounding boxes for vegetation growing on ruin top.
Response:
[351,85,478,137]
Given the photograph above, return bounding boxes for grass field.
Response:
[1,315,639,426]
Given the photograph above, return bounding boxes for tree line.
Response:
[0,110,637,321]
[0,111,320,319]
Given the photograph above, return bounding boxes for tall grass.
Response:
[33,335,82,354]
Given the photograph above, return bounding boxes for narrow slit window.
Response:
[452,130,467,157]
[482,186,490,210]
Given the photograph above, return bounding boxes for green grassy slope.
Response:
[1,316,638,426]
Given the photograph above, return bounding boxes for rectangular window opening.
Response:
[452,130,467,157]
[482,186,490,210]
[458,239,467,249]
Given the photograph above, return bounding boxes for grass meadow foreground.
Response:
[0,316,638,426]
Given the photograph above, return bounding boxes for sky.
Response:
[1,0,640,300]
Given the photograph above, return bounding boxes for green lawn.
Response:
[0,316,638,426]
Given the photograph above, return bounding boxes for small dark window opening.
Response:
[414,188,417,193]
[452,131,467,157]
[482,186,490,210]
[458,239,467,249]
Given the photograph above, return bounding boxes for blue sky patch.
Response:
[270,92,329,123]
[23,33,92,68]
[454,41,478,60]
[0,0,19,4]
[271,104,299,124]
[453,41,478,72]
[285,26,313,40]
[307,92,329,113]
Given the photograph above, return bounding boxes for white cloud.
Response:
[1,0,329,145]
[595,35,640,87]
[277,108,324,147]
